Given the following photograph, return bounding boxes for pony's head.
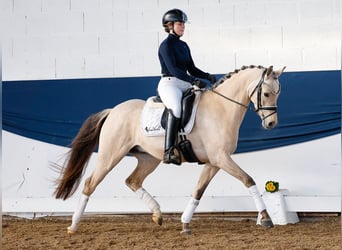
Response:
[248,66,285,129]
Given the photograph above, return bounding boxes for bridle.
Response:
[207,69,279,120]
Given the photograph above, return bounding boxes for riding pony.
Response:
[54,65,285,234]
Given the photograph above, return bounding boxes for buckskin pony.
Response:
[54,65,285,235]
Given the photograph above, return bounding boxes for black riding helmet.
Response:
[162,9,188,32]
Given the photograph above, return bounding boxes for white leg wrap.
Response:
[69,193,89,231]
[181,197,200,223]
[249,185,266,212]
[135,188,160,212]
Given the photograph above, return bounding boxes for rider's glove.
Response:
[207,74,217,85]
[193,79,207,88]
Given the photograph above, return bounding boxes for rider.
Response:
[158,8,216,164]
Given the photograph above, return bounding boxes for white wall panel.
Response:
[0,13,27,36]
[303,47,340,70]
[84,10,113,34]
[83,55,114,78]
[249,27,283,49]
[0,0,13,12]
[268,48,303,72]
[42,0,70,12]
[40,35,70,57]
[203,50,236,75]
[1,37,13,58]
[55,55,85,78]
[158,0,188,11]
[112,9,128,31]
[283,25,340,48]
[70,0,99,11]
[112,0,129,9]
[12,36,42,56]
[235,49,270,68]
[218,27,250,49]
[264,2,299,25]
[26,13,54,36]
[141,9,161,32]
[53,12,84,35]
[298,0,333,24]
[14,0,42,12]
[24,56,56,79]
[3,131,340,216]
[2,0,340,80]
[203,5,234,28]
[114,53,144,76]
[127,9,145,31]
[129,0,159,9]
[69,34,98,56]
[234,2,268,26]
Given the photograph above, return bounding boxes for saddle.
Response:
[151,88,203,164]
[153,88,195,129]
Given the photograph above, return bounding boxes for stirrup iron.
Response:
[163,147,181,165]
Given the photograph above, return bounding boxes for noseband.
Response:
[248,69,279,120]
[208,69,279,120]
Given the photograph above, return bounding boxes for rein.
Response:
[207,69,278,119]
[207,88,253,111]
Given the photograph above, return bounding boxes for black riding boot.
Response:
[163,109,181,165]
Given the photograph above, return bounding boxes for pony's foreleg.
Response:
[217,155,273,228]
[181,164,219,235]
[68,193,89,234]
[248,185,266,213]
[248,185,273,227]
[181,197,199,234]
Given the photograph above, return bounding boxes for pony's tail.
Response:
[54,109,111,200]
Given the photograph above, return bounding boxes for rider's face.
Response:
[172,22,185,36]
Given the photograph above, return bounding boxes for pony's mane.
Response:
[213,65,265,88]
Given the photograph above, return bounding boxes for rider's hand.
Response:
[207,74,217,85]
[193,79,207,88]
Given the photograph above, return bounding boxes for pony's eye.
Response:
[264,92,270,98]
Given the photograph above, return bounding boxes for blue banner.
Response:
[3,70,341,153]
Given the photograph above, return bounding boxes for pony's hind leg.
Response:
[68,154,125,234]
[64,101,145,234]
[181,164,220,235]
[125,152,162,225]
[68,139,132,233]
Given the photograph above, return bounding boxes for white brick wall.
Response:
[53,12,84,35]
[42,0,70,12]
[84,10,113,34]
[1,0,340,80]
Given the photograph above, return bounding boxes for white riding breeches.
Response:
[157,77,192,118]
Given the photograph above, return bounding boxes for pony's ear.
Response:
[274,66,286,78]
[266,65,273,79]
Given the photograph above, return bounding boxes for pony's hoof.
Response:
[67,226,77,234]
[261,218,274,228]
[181,223,191,235]
[180,228,191,235]
[152,215,163,226]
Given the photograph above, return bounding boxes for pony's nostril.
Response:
[268,121,274,128]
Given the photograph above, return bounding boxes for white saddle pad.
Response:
[141,91,201,137]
